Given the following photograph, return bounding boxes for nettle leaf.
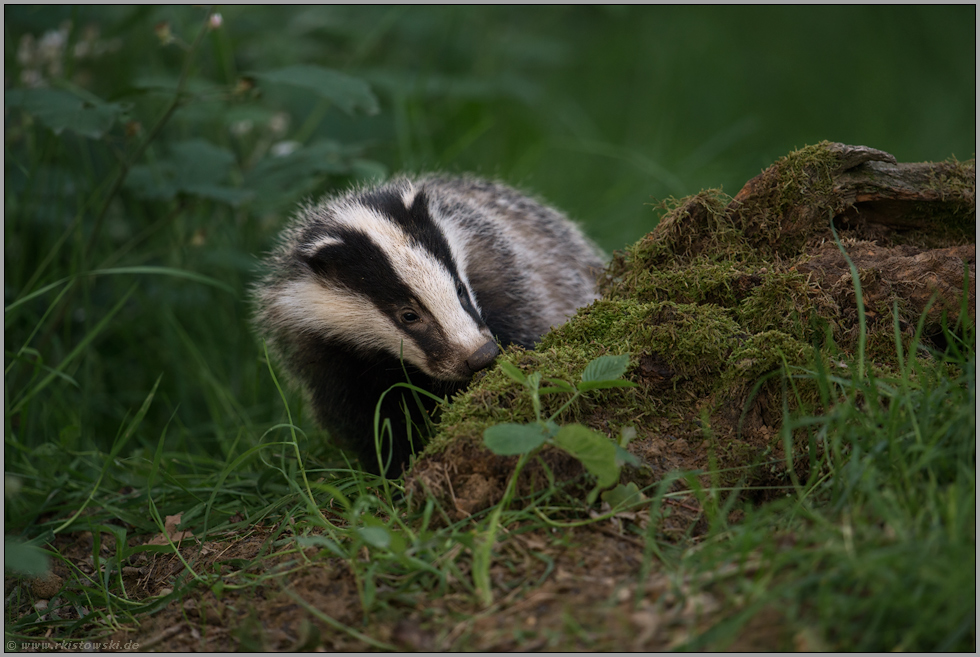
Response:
[126,139,251,205]
[169,139,236,185]
[6,88,125,139]
[483,422,548,455]
[251,65,380,116]
[247,139,359,192]
[581,354,632,384]
[552,424,619,488]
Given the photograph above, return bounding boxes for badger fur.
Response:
[253,175,605,474]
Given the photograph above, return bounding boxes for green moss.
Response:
[721,330,815,392]
[413,142,973,499]
[736,270,815,337]
[731,141,855,257]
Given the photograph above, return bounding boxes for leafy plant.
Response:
[483,354,637,489]
[474,353,638,605]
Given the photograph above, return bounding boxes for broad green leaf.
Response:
[246,139,360,193]
[356,526,391,549]
[170,139,236,185]
[4,538,50,577]
[6,88,124,139]
[601,482,646,509]
[126,139,248,205]
[125,163,177,200]
[483,422,548,455]
[581,353,632,384]
[497,361,526,385]
[553,424,619,488]
[251,65,379,116]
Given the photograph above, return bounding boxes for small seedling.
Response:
[474,354,638,606]
[483,353,639,502]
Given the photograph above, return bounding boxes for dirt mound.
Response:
[407,142,976,518]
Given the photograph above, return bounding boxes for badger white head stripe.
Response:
[400,184,418,210]
[304,234,345,254]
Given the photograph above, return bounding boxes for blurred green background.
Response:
[4,6,976,463]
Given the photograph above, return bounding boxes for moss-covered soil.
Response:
[407,141,975,520]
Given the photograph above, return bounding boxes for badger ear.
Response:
[299,236,345,279]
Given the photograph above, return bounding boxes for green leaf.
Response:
[577,379,638,392]
[170,139,237,185]
[180,183,253,206]
[126,139,250,205]
[6,88,124,139]
[601,482,646,509]
[552,424,619,488]
[251,65,380,115]
[4,538,50,577]
[615,444,641,467]
[356,526,391,549]
[541,379,576,394]
[581,354,632,384]
[483,423,548,455]
[497,361,527,385]
[246,139,361,197]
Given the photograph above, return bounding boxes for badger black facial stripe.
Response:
[304,227,414,309]
[359,187,462,283]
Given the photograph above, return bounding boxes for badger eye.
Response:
[456,283,466,298]
[401,311,421,324]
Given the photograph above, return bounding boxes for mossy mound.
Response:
[406,142,976,518]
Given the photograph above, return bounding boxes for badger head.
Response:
[270,184,499,381]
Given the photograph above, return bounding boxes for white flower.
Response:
[270,141,301,158]
[230,119,254,137]
[268,111,290,137]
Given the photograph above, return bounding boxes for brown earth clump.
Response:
[407,141,975,519]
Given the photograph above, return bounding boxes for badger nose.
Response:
[466,341,500,373]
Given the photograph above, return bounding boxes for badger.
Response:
[253,175,605,474]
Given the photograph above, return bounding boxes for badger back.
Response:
[419,176,606,348]
[254,182,498,383]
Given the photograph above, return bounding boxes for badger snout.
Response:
[466,340,499,374]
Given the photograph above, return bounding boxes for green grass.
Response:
[4,5,975,651]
